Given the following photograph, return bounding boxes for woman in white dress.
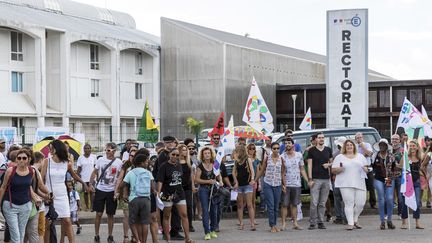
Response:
[41,139,88,243]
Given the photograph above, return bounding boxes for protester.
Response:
[279,129,301,154]
[211,134,222,153]
[280,138,308,230]
[121,139,132,160]
[76,143,97,211]
[237,137,247,147]
[256,142,284,233]
[246,143,259,224]
[332,140,368,230]
[421,143,432,209]
[195,146,223,240]
[42,140,88,243]
[391,134,404,218]
[331,137,347,225]
[355,132,376,209]
[233,145,256,231]
[157,147,195,243]
[400,140,424,229]
[120,153,154,243]
[185,140,202,222]
[65,181,81,238]
[0,149,42,243]
[178,144,196,232]
[88,142,123,243]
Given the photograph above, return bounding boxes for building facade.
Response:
[0,0,160,148]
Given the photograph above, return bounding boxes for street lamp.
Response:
[292,94,297,131]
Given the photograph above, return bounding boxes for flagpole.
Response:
[407,208,410,230]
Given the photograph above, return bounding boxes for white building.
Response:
[0,0,160,148]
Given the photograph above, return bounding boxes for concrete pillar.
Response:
[110,48,121,143]
[60,33,70,128]
[34,33,46,127]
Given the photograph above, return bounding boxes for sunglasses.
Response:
[248,148,256,150]
[272,147,280,150]
[213,138,220,140]
[188,147,196,150]
[171,154,180,157]
[105,149,115,152]
[17,156,28,161]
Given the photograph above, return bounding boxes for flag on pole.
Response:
[421,105,432,138]
[299,107,312,130]
[396,97,422,129]
[137,101,159,143]
[242,77,274,135]
[214,115,235,176]
[400,142,417,211]
[208,112,225,140]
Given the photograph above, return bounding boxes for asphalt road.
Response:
[13,214,430,243]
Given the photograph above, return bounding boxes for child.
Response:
[66,181,82,235]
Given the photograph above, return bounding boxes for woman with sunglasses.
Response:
[256,142,285,233]
[233,145,256,231]
[41,140,88,243]
[246,143,260,225]
[115,146,138,243]
[195,146,223,240]
[178,144,196,233]
[0,148,42,243]
[157,148,195,243]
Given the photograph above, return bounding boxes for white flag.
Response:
[299,107,312,130]
[242,77,274,134]
[396,97,422,129]
[421,105,432,138]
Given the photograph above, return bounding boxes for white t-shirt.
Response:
[122,151,129,161]
[95,156,123,192]
[281,152,304,187]
[357,142,373,165]
[69,190,80,212]
[332,153,368,190]
[77,154,97,182]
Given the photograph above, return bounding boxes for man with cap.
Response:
[331,137,347,224]
[154,136,185,240]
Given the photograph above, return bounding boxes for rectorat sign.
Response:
[326,9,368,128]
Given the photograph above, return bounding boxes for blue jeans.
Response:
[262,182,281,227]
[394,176,403,215]
[402,180,421,219]
[198,186,218,234]
[2,201,32,243]
[374,179,395,222]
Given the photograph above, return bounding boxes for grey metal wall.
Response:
[161,19,225,139]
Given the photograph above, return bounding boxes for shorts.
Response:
[150,193,156,213]
[161,190,186,207]
[118,199,129,210]
[163,199,186,208]
[70,211,78,222]
[238,185,253,194]
[282,187,301,207]
[38,212,45,236]
[129,197,151,224]
[93,189,118,215]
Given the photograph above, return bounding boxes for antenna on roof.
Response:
[244,33,250,38]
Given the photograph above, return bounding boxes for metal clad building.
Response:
[161,18,390,139]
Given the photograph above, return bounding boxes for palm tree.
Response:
[185,117,204,148]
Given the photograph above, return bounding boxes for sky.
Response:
[75,0,432,80]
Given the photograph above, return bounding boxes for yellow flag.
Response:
[146,102,159,130]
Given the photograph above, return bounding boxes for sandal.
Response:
[185,239,195,243]
[346,226,354,231]
[416,225,424,229]
[354,223,362,229]
[401,224,408,229]
[124,236,130,243]
[251,225,256,231]
[293,225,303,230]
[238,224,244,230]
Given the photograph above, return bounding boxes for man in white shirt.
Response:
[77,143,97,211]
[89,143,123,243]
[355,132,376,209]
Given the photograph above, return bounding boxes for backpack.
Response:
[0,162,8,186]
[133,169,151,197]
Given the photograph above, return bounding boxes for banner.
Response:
[299,107,312,130]
[326,9,368,128]
[400,142,417,211]
[34,127,69,144]
[242,77,274,134]
[0,127,18,148]
[208,112,225,139]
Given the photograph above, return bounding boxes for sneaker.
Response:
[204,234,211,240]
[76,226,82,235]
[210,231,218,239]
[427,201,431,208]
[107,235,115,243]
[380,222,385,230]
[318,223,326,229]
[308,224,316,230]
[326,215,332,222]
[94,235,101,243]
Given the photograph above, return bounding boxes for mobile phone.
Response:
[340,162,343,167]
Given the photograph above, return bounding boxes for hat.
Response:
[334,137,347,148]
[373,138,390,152]
[0,138,5,143]
[162,136,176,142]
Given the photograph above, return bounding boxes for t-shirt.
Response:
[157,162,183,196]
[122,151,130,161]
[281,152,304,187]
[123,167,154,201]
[95,157,123,192]
[332,154,368,190]
[181,163,192,190]
[69,190,80,212]
[77,154,97,182]
[220,163,228,179]
[371,153,396,183]
[279,143,302,154]
[357,142,373,165]
[0,152,6,165]
[307,146,333,180]
[153,149,169,181]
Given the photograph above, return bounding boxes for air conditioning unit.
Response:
[138,68,143,75]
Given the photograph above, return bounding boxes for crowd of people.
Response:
[0,129,431,243]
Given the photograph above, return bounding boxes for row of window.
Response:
[10,32,144,75]
[10,72,144,99]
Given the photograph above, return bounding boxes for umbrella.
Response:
[33,135,82,160]
[233,126,269,140]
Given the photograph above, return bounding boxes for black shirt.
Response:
[153,149,169,181]
[198,163,216,189]
[157,161,183,196]
[235,160,251,186]
[220,163,228,179]
[181,163,192,191]
[411,161,421,182]
[307,146,333,179]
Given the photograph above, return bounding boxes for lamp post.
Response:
[292,94,297,131]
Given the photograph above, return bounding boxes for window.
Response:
[11,72,23,92]
[393,89,407,109]
[11,32,23,61]
[426,89,432,105]
[91,79,99,97]
[12,118,24,129]
[135,52,143,75]
[135,83,143,99]
[379,89,390,108]
[90,44,99,70]
[409,89,422,107]
[369,90,377,108]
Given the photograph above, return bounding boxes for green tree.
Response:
[185,117,204,148]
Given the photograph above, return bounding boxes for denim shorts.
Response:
[238,185,253,194]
